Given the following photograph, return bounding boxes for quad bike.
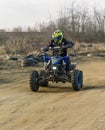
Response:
[30,46,83,92]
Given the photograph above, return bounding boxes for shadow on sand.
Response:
[83,85,105,91]
[39,85,74,93]
[38,84,105,93]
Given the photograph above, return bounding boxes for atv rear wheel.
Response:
[30,71,39,92]
[71,69,83,91]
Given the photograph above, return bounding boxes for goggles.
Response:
[54,36,61,43]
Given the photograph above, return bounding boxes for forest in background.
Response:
[0,2,105,54]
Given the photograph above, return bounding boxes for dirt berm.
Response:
[0,57,105,130]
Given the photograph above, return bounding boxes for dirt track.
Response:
[0,57,105,130]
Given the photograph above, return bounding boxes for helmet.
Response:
[52,30,63,44]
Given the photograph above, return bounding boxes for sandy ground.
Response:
[0,57,105,130]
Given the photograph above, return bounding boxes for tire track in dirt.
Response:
[0,57,105,130]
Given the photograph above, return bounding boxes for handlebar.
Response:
[49,46,61,50]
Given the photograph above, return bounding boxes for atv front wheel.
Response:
[39,70,48,87]
[71,70,83,91]
[30,71,39,92]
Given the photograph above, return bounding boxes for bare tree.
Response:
[12,26,22,32]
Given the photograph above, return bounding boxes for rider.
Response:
[42,30,75,73]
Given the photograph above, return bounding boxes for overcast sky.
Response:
[0,0,105,29]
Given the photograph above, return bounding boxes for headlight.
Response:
[52,66,57,70]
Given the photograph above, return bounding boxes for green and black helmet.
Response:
[52,30,63,44]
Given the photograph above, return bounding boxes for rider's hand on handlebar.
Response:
[62,46,64,48]
[61,45,68,49]
[62,45,66,49]
[41,47,48,52]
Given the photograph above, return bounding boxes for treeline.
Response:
[38,3,105,43]
[0,3,105,54]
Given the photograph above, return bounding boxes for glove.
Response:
[62,45,67,49]
[62,44,72,49]
[41,47,48,52]
[41,47,44,52]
